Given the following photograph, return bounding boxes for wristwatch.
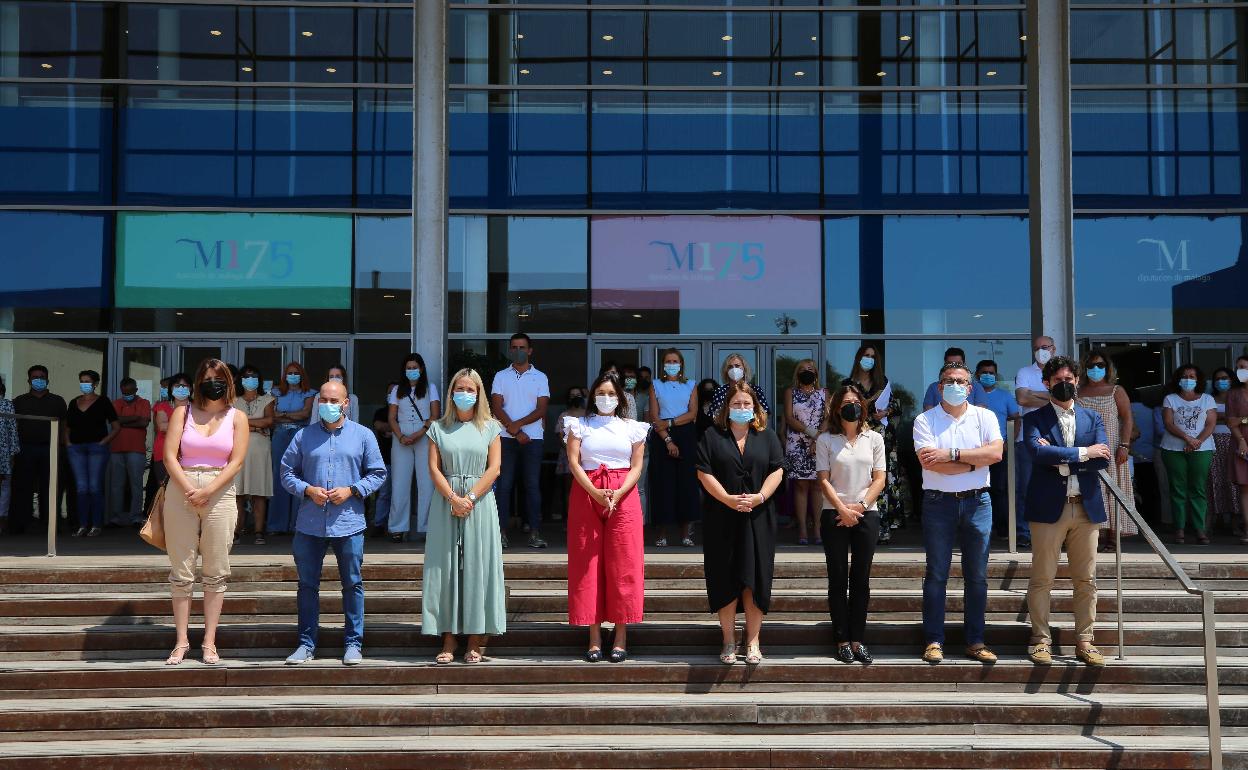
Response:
[467,491,478,503]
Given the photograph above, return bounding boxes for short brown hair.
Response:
[824,384,868,435]
[192,358,237,408]
[714,381,767,431]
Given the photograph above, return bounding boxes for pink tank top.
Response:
[179,407,236,468]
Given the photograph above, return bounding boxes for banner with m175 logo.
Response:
[115,212,352,309]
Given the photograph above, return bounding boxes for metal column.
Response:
[413,0,448,389]
[1026,0,1076,356]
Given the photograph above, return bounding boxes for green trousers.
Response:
[1159,448,1214,534]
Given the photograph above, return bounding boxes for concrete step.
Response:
[0,733,1238,769]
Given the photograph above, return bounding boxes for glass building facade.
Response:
[0,0,1244,426]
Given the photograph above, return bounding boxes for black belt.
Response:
[928,488,988,499]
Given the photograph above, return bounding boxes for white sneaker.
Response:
[86,527,102,537]
[72,527,87,537]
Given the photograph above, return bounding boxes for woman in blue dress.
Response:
[267,361,314,534]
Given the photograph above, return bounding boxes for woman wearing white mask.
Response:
[325,364,359,423]
[1076,352,1137,551]
[233,364,275,545]
[564,373,649,662]
[647,349,700,547]
[709,353,771,416]
[387,353,441,542]
[1160,364,1218,545]
[1227,356,1248,544]
[844,343,909,545]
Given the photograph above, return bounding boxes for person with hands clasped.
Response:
[784,359,828,546]
[696,381,786,666]
[423,369,506,665]
[913,361,1004,665]
[648,348,701,547]
[281,380,388,667]
[1023,355,1112,668]
[1160,364,1219,545]
[817,385,887,665]
[162,359,250,666]
[564,373,649,663]
[387,353,442,542]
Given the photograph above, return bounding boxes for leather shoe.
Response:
[922,643,943,663]
[1076,646,1106,667]
[965,645,997,663]
[836,644,856,664]
[584,648,603,663]
[609,648,628,663]
[852,644,873,665]
[1027,643,1053,666]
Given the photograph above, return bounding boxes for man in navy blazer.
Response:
[1023,355,1113,667]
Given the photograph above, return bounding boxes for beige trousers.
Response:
[165,468,238,598]
[1027,500,1099,646]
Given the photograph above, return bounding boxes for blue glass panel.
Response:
[0,211,110,332]
[355,215,412,332]
[6,1,111,79]
[0,85,113,205]
[356,90,413,209]
[1072,8,1243,86]
[119,86,354,207]
[1075,215,1248,335]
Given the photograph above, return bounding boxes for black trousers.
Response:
[820,508,881,644]
[989,446,1009,537]
[9,443,50,534]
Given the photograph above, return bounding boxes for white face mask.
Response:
[727,366,745,382]
[1034,348,1053,365]
[595,395,619,414]
[1238,368,1248,384]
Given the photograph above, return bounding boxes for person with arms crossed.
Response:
[490,333,550,549]
[1023,355,1110,667]
[913,362,1004,664]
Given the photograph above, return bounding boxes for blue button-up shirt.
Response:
[281,418,387,538]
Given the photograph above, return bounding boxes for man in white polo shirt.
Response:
[1014,335,1058,548]
[490,333,550,549]
[912,362,1004,665]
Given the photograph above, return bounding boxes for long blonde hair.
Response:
[440,368,496,431]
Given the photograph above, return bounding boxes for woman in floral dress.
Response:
[783,359,828,546]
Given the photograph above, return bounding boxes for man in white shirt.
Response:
[490,333,550,549]
[1013,335,1058,548]
[912,362,1004,665]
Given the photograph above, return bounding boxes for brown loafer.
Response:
[965,645,997,663]
[1076,646,1106,667]
[1027,643,1053,666]
[922,643,943,663]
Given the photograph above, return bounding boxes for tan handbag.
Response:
[139,479,168,551]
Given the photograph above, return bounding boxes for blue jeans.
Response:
[293,530,365,651]
[1014,443,1032,541]
[497,438,543,534]
[921,489,992,647]
[67,443,109,528]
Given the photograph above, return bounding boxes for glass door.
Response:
[1079,338,1182,402]
[238,343,287,394]
[710,343,761,392]
[176,343,228,378]
[768,343,820,436]
[297,342,350,391]
[114,343,166,403]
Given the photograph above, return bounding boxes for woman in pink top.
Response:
[162,359,249,666]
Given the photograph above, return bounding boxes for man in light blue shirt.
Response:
[281,380,387,666]
[922,347,988,410]
[975,359,1020,539]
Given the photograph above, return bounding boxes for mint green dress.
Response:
[422,419,507,636]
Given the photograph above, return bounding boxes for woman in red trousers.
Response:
[564,372,650,662]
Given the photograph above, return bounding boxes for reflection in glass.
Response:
[0,339,108,404]
[2,1,112,79]
[0,84,114,205]
[355,216,413,333]
[357,89,414,208]
[825,215,1030,335]
[1072,8,1242,86]
[591,215,822,335]
[1072,89,1244,205]
[449,216,589,334]
[1075,215,1248,335]
[0,211,110,333]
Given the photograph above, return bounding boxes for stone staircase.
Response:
[0,551,1242,768]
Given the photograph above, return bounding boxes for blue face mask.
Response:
[1215,379,1232,393]
[405,368,421,382]
[729,407,754,425]
[663,363,681,378]
[978,373,996,388]
[510,349,529,365]
[122,393,136,402]
[159,387,169,400]
[172,385,191,400]
[1179,378,1197,393]
[318,402,343,423]
[452,391,478,411]
[79,382,94,395]
[859,357,876,371]
[942,384,969,406]
[241,376,259,392]
[285,373,302,386]
[30,378,48,392]
[1087,366,1106,382]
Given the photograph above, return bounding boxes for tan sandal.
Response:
[201,644,221,665]
[435,651,455,665]
[719,643,737,665]
[745,645,763,665]
[463,649,483,664]
[165,643,191,666]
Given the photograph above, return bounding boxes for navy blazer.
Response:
[1023,404,1110,525]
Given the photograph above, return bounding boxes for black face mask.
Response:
[568,396,586,409]
[797,370,816,386]
[1050,381,1077,402]
[840,402,863,422]
[199,379,227,401]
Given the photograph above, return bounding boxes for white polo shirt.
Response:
[490,365,550,441]
[1013,362,1046,442]
[911,403,1002,493]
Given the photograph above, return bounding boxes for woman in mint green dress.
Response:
[423,368,505,664]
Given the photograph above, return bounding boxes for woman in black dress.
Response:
[696,381,785,666]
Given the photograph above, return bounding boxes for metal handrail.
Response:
[1099,468,1222,770]
[0,412,60,557]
